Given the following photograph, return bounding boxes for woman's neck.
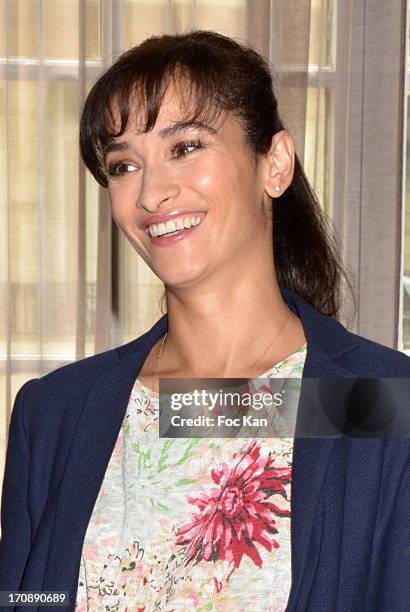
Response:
[153,277,306,379]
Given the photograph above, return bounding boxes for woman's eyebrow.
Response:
[157,121,218,139]
[104,121,217,154]
[105,141,130,154]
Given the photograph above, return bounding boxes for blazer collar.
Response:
[40,288,359,610]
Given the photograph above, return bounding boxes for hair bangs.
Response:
[83,62,228,188]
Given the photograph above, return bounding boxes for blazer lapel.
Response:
[40,361,144,597]
[281,289,360,610]
[286,358,355,611]
[40,320,168,601]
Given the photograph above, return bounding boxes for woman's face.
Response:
[105,82,275,288]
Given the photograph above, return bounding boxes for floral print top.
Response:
[75,343,307,612]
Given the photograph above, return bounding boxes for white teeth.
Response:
[148,214,205,237]
[165,220,177,233]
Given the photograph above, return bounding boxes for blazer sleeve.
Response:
[379,456,410,610]
[0,379,39,589]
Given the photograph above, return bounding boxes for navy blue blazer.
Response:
[1,288,410,612]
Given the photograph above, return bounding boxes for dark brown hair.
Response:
[80,30,354,318]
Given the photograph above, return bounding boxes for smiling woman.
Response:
[1,30,410,612]
[79,31,349,389]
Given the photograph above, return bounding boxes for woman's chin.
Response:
[154,264,207,289]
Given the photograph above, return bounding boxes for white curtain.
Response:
[0,0,407,480]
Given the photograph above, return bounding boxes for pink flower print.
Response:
[188,589,200,606]
[175,440,291,578]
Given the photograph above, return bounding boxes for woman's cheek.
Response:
[109,188,136,220]
[187,155,225,192]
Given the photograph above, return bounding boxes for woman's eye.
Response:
[107,161,138,177]
[171,139,203,158]
[106,140,203,177]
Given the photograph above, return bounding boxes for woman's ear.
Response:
[264,130,295,198]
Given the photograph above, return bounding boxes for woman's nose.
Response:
[136,166,181,212]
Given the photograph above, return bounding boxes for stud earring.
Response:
[274,185,281,193]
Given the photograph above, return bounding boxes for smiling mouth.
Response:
[144,213,206,246]
[145,214,205,238]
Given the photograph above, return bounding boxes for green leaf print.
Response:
[157,437,202,472]
[208,441,220,449]
[131,441,153,473]
[198,602,215,611]
[149,497,170,511]
[176,438,202,465]
[157,439,176,472]
[147,477,173,493]
[176,479,197,486]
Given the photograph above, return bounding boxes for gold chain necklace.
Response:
[153,305,292,381]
